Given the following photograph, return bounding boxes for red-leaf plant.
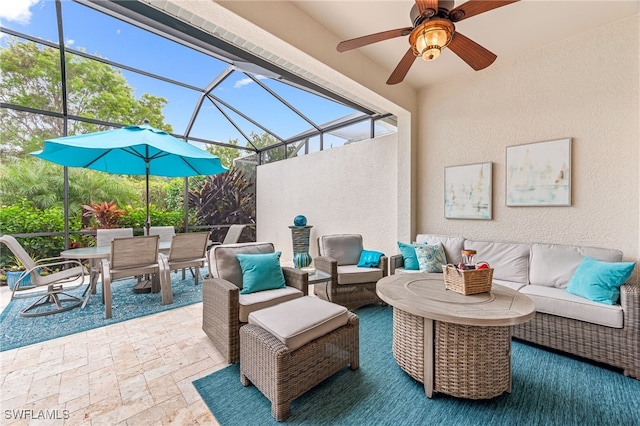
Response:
[82,200,126,229]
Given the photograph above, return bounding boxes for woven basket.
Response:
[442,264,493,295]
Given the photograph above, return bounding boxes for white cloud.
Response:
[0,0,40,25]
[233,75,267,89]
[116,29,121,35]
[65,39,75,47]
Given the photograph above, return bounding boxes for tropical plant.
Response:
[188,168,256,242]
[82,201,126,229]
[0,156,141,212]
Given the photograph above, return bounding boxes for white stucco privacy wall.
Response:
[256,134,398,264]
[417,16,639,272]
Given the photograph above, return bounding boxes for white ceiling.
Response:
[292,0,639,89]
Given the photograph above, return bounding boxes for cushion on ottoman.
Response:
[248,296,349,351]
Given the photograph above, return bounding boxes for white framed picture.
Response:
[506,138,571,206]
[444,162,492,220]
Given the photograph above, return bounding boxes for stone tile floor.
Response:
[0,284,226,425]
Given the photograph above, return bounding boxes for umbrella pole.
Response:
[146,162,150,236]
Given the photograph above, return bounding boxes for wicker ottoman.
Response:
[239,296,359,421]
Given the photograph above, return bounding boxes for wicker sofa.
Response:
[390,234,639,379]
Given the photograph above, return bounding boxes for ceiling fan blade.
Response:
[447,32,497,71]
[449,0,519,22]
[387,48,417,85]
[337,27,413,53]
[415,0,439,16]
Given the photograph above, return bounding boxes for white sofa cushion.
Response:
[529,243,623,289]
[415,234,465,265]
[520,285,623,328]
[464,240,530,285]
[239,286,303,323]
[336,265,383,285]
[248,296,349,351]
[493,279,527,291]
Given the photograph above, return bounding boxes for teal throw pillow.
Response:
[397,241,419,270]
[414,242,447,273]
[357,250,384,268]
[237,251,286,295]
[566,256,635,305]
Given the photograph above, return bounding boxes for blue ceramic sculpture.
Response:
[293,215,307,227]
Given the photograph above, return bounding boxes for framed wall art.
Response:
[444,162,492,220]
[506,138,571,206]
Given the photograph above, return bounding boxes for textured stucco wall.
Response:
[155,0,415,248]
[256,134,398,264]
[417,16,639,268]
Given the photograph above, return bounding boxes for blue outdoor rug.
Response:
[194,305,640,425]
[0,270,204,352]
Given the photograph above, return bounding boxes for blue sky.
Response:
[0,0,361,148]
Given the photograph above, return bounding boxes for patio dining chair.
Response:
[100,235,170,319]
[160,232,210,291]
[96,228,134,246]
[0,235,88,317]
[146,226,176,242]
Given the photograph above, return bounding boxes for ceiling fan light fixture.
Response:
[410,19,454,62]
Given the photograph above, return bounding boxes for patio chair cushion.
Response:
[209,242,275,289]
[336,265,384,285]
[319,234,363,266]
[239,287,303,323]
[248,296,349,351]
[237,251,286,295]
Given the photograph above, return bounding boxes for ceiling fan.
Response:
[336,0,519,85]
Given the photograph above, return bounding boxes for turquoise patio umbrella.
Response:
[31,122,228,234]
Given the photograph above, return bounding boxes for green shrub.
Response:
[0,199,89,267]
[119,206,184,234]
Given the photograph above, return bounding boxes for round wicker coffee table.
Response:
[376,274,535,399]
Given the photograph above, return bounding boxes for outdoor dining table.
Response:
[60,241,172,307]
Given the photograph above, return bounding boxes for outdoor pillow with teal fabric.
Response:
[566,256,635,305]
[357,250,384,268]
[414,242,447,273]
[397,241,419,270]
[236,251,286,294]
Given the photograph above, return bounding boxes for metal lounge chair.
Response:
[0,235,88,317]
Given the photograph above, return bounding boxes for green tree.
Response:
[206,139,243,169]
[0,38,171,156]
[205,132,297,171]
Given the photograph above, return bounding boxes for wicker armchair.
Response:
[203,242,309,363]
[313,234,387,310]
